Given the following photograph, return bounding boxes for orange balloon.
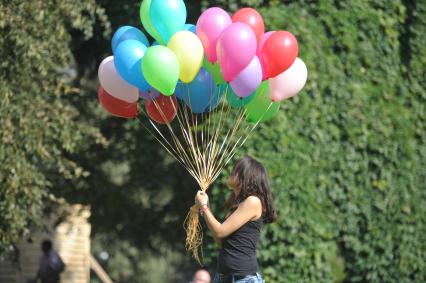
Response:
[145,95,178,124]
[232,8,265,41]
[98,86,138,118]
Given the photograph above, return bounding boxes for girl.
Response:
[195,155,277,283]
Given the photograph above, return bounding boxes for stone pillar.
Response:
[56,204,91,283]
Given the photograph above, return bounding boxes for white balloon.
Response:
[98,56,139,103]
[269,57,308,102]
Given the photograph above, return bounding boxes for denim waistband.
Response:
[216,272,261,282]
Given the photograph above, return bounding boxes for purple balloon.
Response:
[139,89,160,101]
[230,56,262,97]
[216,23,257,82]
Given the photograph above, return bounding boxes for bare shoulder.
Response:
[240,196,262,220]
[241,195,262,208]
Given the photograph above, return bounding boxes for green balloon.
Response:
[202,56,225,84]
[142,46,179,95]
[245,82,280,123]
[140,0,164,45]
[226,86,255,108]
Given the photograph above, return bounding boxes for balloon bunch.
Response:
[98,2,307,122]
[97,0,308,263]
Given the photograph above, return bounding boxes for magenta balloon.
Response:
[230,56,262,97]
[216,23,257,82]
[196,7,232,63]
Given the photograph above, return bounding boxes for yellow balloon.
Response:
[168,31,204,83]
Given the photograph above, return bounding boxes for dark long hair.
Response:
[225,155,277,223]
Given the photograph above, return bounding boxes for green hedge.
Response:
[203,1,426,282]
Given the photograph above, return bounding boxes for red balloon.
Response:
[232,8,265,41]
[98,86,138,118]
[145,95,178,124]
[260,31,298,79]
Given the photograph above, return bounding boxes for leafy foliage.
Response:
[0,0,109,253]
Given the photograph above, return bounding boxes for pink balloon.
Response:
[196,7,232,63]
[216,23,257,82]
[257,31,275,80]
[269,57,308,102]
[98,56,139,103]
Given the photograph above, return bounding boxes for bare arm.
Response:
[201,195,262,239]
[210,227,222,245]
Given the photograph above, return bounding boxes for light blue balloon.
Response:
[184,24,196,34]
[150,0,187,43]
[114,40,150,92]
[175,68,213,113]
[112,26,149,52]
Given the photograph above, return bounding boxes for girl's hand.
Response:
[195,190,209,207]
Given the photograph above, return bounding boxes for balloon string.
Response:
[184,204,204,265]
[136,111,201,183]
[204,85,230,183]
[139,101,204,184]
[180,94,205,186]
[174,101,201,177]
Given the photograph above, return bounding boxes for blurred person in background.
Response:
[34,239,65,283]
[191,267,211,283]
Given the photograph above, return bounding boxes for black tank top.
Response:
[217,215,263,275]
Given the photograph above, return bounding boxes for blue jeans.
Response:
[213,272,264,283]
